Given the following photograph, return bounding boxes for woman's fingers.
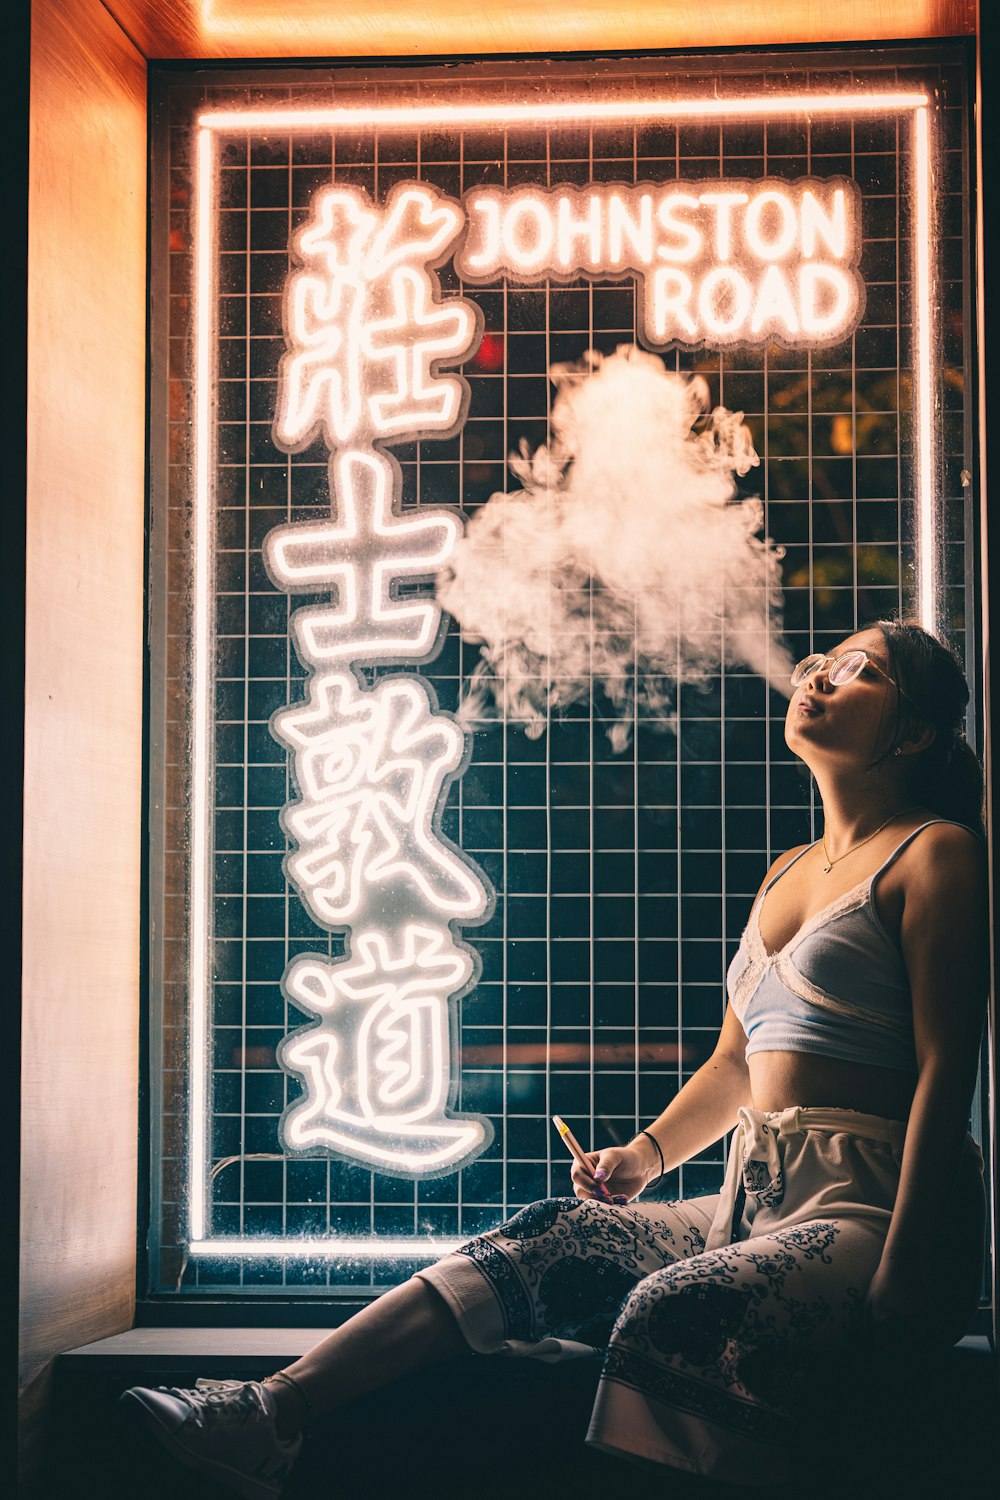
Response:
[570,1154,597,1196]
[571,1142,652,1204]
[570,1150,603,1196]
[571,1148,621,1199]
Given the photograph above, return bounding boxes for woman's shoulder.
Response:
[894,819,988,960]
[755,842,813,895]
[896,816,984,864]
[891,817,986,899]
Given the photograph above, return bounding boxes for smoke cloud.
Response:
[438,345,791,750]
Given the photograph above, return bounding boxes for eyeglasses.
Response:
[790,650,898,690]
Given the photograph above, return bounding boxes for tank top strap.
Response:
[870,818,971,880]
[756,841,816,903]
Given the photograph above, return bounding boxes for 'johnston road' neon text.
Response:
[457,179,863,347]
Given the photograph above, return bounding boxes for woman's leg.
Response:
[272,1191,721,1435]
[415,1193,721,1363]
[269,1276,465,1435]
[586,1214,885,1485]
[121,1193,720,1496]
[119,1276,469,1496]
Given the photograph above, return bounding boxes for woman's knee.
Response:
[452,1198,585,1261]
[610,1259,752,1365]
[493,1195,587,1242]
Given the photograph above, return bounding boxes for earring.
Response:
[893,747,903,757]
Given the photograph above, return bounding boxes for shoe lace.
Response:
[174,1382,264,1431]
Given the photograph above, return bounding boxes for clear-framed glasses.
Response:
[790,650,895,689]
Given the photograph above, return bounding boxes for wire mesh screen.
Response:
[147,50,973,1296]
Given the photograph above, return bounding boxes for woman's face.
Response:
[784,628,904,771]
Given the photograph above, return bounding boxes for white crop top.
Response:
[725,821,968,1071]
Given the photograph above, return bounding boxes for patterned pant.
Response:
[417,1108,985,1484]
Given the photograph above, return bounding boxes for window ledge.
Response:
[59,1328,993,1376]
[59,1327,334,1374]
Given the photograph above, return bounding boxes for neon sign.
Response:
[280,925,482,1170]
[275,185,478,448]
[457,180,863,348]
[186,87,938,1259]
[266,190,492,1177]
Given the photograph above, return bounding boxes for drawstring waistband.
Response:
[703,1106,982,1253]
[704,1106,909,1252]
[735,1108,785,1210]
[762,1106,908,1150]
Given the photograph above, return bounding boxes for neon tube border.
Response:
[187,89,937,1263]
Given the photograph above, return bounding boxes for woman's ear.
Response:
[895,720,936,758]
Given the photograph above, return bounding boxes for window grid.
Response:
[148,53,972,1295]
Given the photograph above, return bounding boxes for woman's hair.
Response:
[872,619,984,835]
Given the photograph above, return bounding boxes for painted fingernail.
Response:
[594,1168,606,1180]
[612,1194,628,1204]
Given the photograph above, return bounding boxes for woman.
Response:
[124,620,989,1498]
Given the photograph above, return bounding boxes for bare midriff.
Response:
[747,1050,916,1122]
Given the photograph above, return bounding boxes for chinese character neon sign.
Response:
[275,184,478,449]
[187,87,938,1257]
[266,188,491,1176]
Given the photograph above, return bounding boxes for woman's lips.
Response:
[796,700,824,716]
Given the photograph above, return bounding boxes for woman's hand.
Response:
[864,1256,936,1354]
[570,1143,651,1203]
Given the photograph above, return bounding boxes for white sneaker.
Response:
[120,1379,302,1499]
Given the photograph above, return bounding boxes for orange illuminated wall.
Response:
[20,0,145,1478]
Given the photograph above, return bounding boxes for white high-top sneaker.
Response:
[121,1379,302,1499]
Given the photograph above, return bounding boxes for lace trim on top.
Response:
[770,952,906,1035]
[729,874,908,1036]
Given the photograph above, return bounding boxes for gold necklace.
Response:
[820,808,914,874]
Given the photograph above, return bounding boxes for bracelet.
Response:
[264,1368,313,1414]
[637,1128,665,1189]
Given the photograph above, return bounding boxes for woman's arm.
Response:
[572,848,807,1201]
[634,1004,754,1175]
[571,1004,753,1199]
[867,823,989,1342]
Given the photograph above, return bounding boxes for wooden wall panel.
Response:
[107,0,975,61]
[20,0,146,1468]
